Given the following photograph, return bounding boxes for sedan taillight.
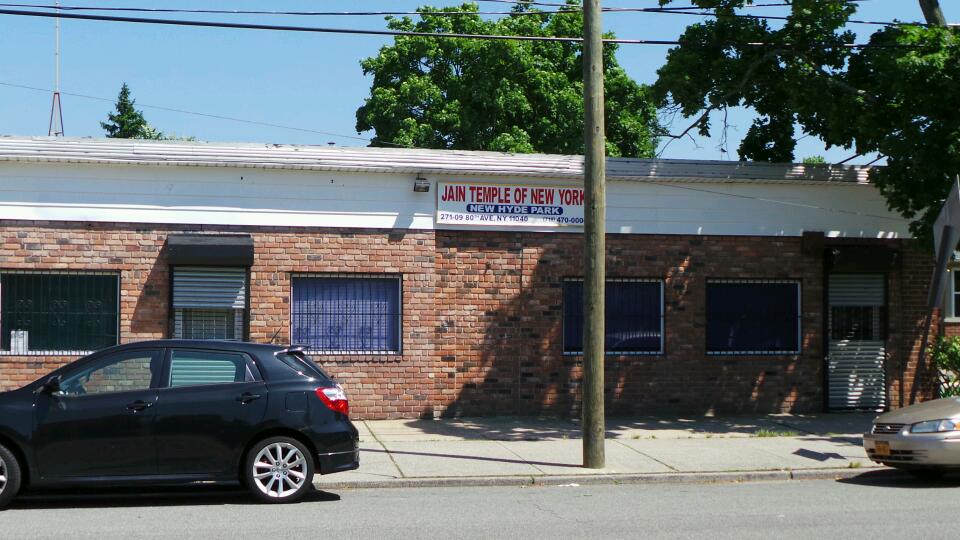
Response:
[315,386,349,417]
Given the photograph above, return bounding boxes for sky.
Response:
[0,1,949,164]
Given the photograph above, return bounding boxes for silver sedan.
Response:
[864,397,960,479]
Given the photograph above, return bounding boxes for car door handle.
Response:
[237,392,262,404]
[126,400,154,412]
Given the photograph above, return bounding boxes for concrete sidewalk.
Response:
[314,413,882,489]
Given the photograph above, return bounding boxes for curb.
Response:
[314,466,889,491]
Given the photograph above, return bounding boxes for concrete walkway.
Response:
[314,413,883,489]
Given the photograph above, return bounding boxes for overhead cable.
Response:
[0,8,925,47]
[0,2,921,27]
[0,81,411,147]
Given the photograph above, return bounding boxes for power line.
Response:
[0,2,920,27]
[0,81,411,146]
[650,7,924,27]
[0,2,578,17]
[0,8,678,44]
[0,2,808,15]
[0,8,924,47]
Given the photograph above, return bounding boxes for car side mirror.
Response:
[39,375,62,395]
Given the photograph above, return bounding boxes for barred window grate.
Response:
[291,274,401,354]
[0,271,120,354]
[706,279,801,354]
[563,279,663,354]
[171,267,247,341]
[174,308,243,341]
[830,305,886,341]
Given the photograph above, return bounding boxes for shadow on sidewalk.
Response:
[9,486,340,510]
[387,414,872,442]
[364,447,581,469]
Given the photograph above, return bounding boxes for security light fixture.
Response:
[413,176,430,193]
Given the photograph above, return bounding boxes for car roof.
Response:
[105,340,289,355]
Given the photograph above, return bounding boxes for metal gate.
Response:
[826,274,887,411]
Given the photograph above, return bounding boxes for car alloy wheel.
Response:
[252,441,309,499]
[0,443,21,509]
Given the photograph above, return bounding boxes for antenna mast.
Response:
[48,0,64,136]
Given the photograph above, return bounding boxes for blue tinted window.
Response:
[706,281,800,354]
[291,276,401,353]
[563,280,662,353]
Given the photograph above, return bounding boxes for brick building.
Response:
[0,137,938,419]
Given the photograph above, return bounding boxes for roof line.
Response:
[0,136,874,184]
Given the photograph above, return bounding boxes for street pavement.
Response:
[3,474,959,539]
[316,413,880,488]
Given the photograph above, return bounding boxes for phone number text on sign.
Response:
[437,182,585,227]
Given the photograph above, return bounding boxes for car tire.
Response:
[244,437,314,504]
[0,443,22,510]
[907,468,946,481]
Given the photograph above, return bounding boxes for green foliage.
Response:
[802,155,827,165]
[653,1,960,241]
[356,2,660,157]
[930,336,960,397]
[101,83,164,140]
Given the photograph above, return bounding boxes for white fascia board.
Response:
[0,159,907,237]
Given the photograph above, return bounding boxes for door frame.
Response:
[821,271,890,412]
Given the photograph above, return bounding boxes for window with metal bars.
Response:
[706,279,801,354]
[563,279,663,354]
[171,267,247,341]
[830,306,887,341]
[0,271,119,354]
[291,274,401,354]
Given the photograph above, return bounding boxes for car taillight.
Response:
[315,385,349,416]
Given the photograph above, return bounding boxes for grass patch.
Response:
[754,428,800,438]
[848,461,862,469]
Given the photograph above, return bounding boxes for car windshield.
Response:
[275,351,332,382]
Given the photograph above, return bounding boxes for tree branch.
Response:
[658,49,782,156]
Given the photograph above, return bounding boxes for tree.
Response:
[653,0,958,241]
[101,83,163,139]
[355,2,660,157]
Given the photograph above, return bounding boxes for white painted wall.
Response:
[0,162,910,238]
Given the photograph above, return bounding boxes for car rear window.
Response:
[275,352,333,382]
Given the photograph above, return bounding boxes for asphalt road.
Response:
[1,471,958,539]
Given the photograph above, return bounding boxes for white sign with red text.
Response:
[437,182,585,227]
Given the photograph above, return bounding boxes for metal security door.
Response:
[826,274,887,411]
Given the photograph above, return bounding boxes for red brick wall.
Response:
[0,220,936,418]
[892,243,938,405]
[436,232,826,416]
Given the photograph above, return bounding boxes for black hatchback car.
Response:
[0,340,359,507]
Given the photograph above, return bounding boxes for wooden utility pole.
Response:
[918,0,947,26]
[582,0,606,469]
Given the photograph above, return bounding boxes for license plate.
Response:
[874,440,891,457]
